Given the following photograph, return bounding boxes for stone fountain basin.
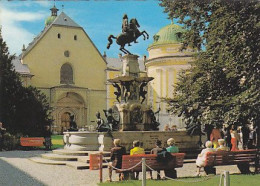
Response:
[63,131,202,152]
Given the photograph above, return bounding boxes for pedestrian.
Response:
[130,140,145,180]
[248,124,257,149]
[241,124,250,150]
[230,125,241,151]
[223,124,232,149]
[108,139,126,182]
[0,122,6,151]
[43,125,52,151]
[210,126,222,148]
[204,124,214,141]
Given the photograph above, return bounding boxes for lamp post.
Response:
[0,63,2,122]
[0,27,3,122]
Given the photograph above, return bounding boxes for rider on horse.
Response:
[122,14,138,45]
[107,14,149,54]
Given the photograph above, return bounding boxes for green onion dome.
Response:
[149,23,186,48]
[45,16,56,26]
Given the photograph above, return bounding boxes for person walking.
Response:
[230,125,241,151]
[0,122,6,151]
[241,124,250,150]
[210,126,222,148]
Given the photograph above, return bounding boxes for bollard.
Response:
[142,158,146,186]
[99,153,103,183]
[224,171,230,186]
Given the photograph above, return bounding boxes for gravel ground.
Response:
[0,150,242,186]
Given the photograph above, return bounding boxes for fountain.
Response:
[63,14,202,153]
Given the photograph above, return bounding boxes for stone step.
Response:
[183,159,196,164]
[52,149,89,156]
[29,157,67,165]
[52,149,110,157]
[66,161,109,170]
[77,156,110,163]
[41,153,81,161]
[66,161,90,169]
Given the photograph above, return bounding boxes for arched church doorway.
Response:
[61,112,71,131]
[53,92,86,134]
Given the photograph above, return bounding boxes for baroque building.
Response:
[12,6,106,133]
[145,23,195,129]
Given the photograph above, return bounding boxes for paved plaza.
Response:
[0,150,242,186]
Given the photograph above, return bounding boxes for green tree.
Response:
[0,28,52,136]
[160,0,260,134]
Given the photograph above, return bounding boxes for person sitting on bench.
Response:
[195,141,214,176]
[216,139,229,151]
[108,139,126,182]
[150,140,164,179]
[130,140,145,180]
[166,138,179,153]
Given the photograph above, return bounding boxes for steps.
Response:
[29,148,110,170]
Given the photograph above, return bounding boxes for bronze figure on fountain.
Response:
[107,13,149,54]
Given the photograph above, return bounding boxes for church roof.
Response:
[21,12,82,58]
[148,23,186,48]
[52,12,81,28]
[12,56,31,75]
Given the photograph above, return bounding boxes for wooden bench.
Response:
[20,137,45,147]
[204,149,258,174]
[116,153,185,179]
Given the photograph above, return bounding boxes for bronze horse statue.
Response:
[107,18,149,54]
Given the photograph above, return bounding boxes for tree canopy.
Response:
[0,28,52,136]
[160,0,260,134]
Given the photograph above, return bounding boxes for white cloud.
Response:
[34,1,52,8]
[0,7,47,55]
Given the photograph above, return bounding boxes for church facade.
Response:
[13,6,106,133]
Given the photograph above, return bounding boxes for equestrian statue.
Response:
[107,14,149,54]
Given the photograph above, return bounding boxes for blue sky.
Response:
[0,0,175,58]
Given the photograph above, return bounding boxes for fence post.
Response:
[142,158,146,186]
[99,153,103,183]
[224,171,230,186]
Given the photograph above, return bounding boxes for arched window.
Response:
[58,33,61,39]
[74,35,77,40]
[60,63,73,84]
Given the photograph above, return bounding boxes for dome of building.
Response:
[149,23,186,48]
[45,16,56,26]
[45,5,59,27]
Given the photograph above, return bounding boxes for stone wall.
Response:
[98,131,202,152]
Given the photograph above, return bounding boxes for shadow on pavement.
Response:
[0,158,45,186]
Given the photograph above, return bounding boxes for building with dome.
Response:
[12,6,107,133]
[145,22,195,129]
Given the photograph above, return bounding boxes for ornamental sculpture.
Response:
[107,14,149,54]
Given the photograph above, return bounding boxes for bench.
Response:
[116,153,185,179]
[20,137,45,147]
[204,149,258,174]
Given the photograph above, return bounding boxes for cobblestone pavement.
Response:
[0,150,242,186]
